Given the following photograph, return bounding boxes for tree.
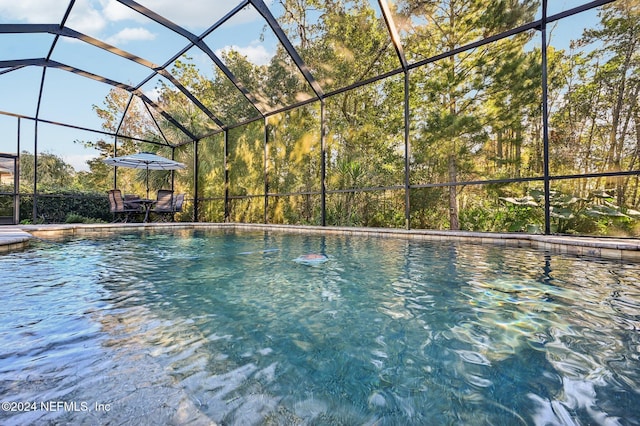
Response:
[403,0,538,229]
[546,0,639,217]
[573,1,639,207]
[19,151,75,191]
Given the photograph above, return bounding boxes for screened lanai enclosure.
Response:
[0,0,639,235]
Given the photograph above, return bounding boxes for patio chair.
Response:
[173,193,185,213]
[150,189,174,221]
[108,189,142,222]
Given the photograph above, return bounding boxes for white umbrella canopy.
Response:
[103,152,186,198]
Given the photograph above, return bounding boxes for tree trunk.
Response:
[515,129,522,178]
[496,130,503,168]
[448,153,459,230]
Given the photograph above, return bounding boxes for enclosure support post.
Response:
[15,117,21,224]
[193,140,199,222]
[224,130,230,222]
[264,117,269,224]
[541,0,551,235]
[320,99,327,227]
[32,120,38,223]
[404,71,411,230]
[170,147,176,192]
[113,137,118,190]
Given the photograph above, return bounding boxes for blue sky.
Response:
[0,0,599,172]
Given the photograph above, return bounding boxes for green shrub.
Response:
[65,213,87,223]
[20,191,111,224]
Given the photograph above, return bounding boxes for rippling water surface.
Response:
[1,229,639,425]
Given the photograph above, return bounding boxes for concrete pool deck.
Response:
[2,222,640,261]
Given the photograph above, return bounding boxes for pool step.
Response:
[0,226,32,252]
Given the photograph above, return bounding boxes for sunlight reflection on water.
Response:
[0,230,639,425]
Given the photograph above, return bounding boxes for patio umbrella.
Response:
[103,152,186,198]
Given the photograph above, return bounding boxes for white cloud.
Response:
[0,0,68,23]
[0,0,109,39]
[137,1,257,29]
[216,43,274,67]
[66,0,109,37]
[0,0,270,33]
[143,87,161,102]
[106,27,156,45]
[65,153,96,172]
[103,0,270,30]
[101,0,141,23]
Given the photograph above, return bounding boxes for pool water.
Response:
[1,230,639,425]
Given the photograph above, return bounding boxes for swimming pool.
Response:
[1,229,639,425]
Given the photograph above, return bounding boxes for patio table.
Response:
[129,198,156,223]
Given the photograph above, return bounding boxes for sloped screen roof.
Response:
[0,0,612,149]
[0,0,423,147]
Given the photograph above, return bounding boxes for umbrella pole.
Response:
[146,166,150,199]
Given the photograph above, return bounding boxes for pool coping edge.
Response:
[6,222,640,261]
